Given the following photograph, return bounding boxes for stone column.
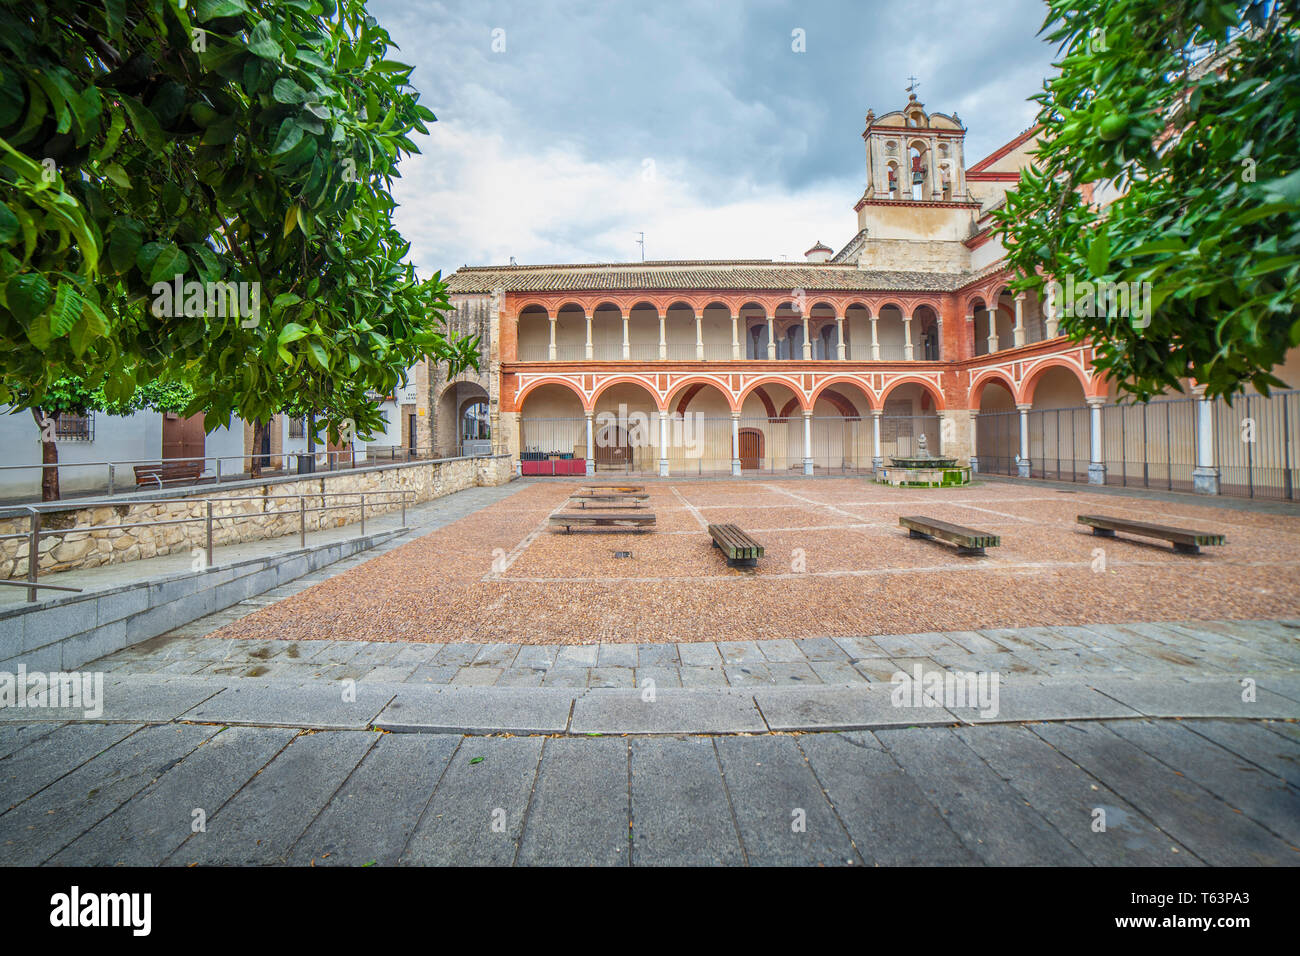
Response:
[730,413,741,476]
[584,412,595,476]
[987,307,999,353]
[622,313,630,360]
[871,409,883,471]
[730,314,740,360]
[1192,385,1219,494]
[802,410,814,476]
[870,315,880,360]
[801,315,811,359]
[695,314,704,361]
[584,311,593,360]
[547,314,557,361]
[658,410,670,477]
[1013,293,1026,347]
[1086,397,1106,484]
[1045,284,1059,339]
[968,411,979,472]
[658,312,666,360]
[1016,403,1032,477]
[766,316,776,359]
[902,313,913,360]
[835,315,845,360]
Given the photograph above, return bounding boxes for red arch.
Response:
[737,376,806,413]
[664,376,736,414]
[968,369,1018,410]
[1019,357,1095,405]
[809,376,877,411]
[589,376,666,412]
[516,377,590,413]
[878,376,947,411]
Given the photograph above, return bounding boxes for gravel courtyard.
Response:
[204,479,1300,645]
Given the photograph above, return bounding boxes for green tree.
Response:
[0,0,477,447]
[19,377,193,500]
[993,0,1300,401]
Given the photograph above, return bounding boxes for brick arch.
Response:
[878,375,946,411]
[1019,356,1098,405]
[751,386,778,419]
[816,389,863,419]
[809,376,877,411]
[737,376,808,413]
[590,375,667,412]
[968,369,1018,409]
[515,376,591,413]
[664,376,736,414]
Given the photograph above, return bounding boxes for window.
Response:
[288,417,305,438]
[55,412,93,441]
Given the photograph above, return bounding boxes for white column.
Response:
[658,312,666,360]
[695,314,704,361]
[835,315,845,360]
[987,308,999,353]
[871,409,883,471]
[802,410,814,475]
[902,314,913,360]
[870,315,880,360]
[1013,293,1026,347]
[1045,284,1059,338]
[584,412,595,475]
[584,312,593,360]
[730,314,740,360]
[658,410,669,477]
[1085,397,1105,484]
[621,313,630,360]
[547,315,557,361]
[730,413,741,476]
[1016,402,1031,477]
[1192,385,1218,494]
[968,411,979,472]
[801,315,811,359]
[766,316,775,359]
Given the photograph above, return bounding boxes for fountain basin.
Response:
[876,457,971,488]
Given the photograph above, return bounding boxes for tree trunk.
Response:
[32,407,60,501]
[250,419,266,479]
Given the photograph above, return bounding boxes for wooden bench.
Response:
[577,484,645,494]
[900,515,999,556]
[133,461,203,488]
[707,523,765,567]
[1077,514,1225,554]
[568,492,650,509]
[549,512,656,533]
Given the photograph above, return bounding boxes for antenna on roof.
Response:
[635,231,645,262]
[509,256,517,266]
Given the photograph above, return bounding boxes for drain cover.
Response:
[613,551,632,559]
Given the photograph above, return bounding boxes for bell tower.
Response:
[861,92,968,206]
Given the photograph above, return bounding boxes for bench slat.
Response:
[900,515,999,553]
[707,523,765,563]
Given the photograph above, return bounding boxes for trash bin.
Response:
[296,453,316,474]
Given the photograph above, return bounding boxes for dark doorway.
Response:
[739,428,763,470]
[408,414,418,456]
[595,425,631,468]
[162,413,205,464]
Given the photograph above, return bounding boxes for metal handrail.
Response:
[2,489,415,603]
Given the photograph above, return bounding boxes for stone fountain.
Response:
[877,433,971,487]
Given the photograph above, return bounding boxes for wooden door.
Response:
[739,428,762,470]
[162,413,205,463]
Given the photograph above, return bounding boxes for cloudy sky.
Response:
[369,0,1060,276]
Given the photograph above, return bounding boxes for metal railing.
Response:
[0,489,415,602]
[0,445,425,504]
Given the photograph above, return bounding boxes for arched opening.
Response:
[811,380,873,473]
[876,303,907,360]
[627,301,658,360]
[665,302,696,361]
[516,305,550,361]
[738,380,805,473]
[519,382,587,475]
[437,381,490,457]
[969,298,990,356]
[1024,364,1090,481]
[701,301,732,360]
[972,376,1017,475]
[665,380,733,474]
[878,381,942,460]
[592,302,624,360]
[914,305,941,361]
[554,303,586,360]
[809,302,838,360]
[844,303,871,359]
[773,302,803,359]
[992,289,1016,351]
[592,381,661,474]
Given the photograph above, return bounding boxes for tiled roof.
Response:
[444,260,980,294]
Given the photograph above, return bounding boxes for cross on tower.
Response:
[906,75,920,96]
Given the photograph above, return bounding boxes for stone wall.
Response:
[0,455,513,580]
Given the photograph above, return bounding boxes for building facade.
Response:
[443,95,1300,499]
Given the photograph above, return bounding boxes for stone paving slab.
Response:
[0,674,224,724]
[1087,677,1300,719]
[182,679,398,730]
[946,681,1143,724]
[569,687,766,735]
[754,684,956,731]
[375,686,573,735]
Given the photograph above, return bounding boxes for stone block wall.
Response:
[0,454,512,580]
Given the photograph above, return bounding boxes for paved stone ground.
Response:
[2,716,1297,866]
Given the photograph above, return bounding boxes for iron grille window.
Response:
[288,416,305,438]
[54,412,93,442]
